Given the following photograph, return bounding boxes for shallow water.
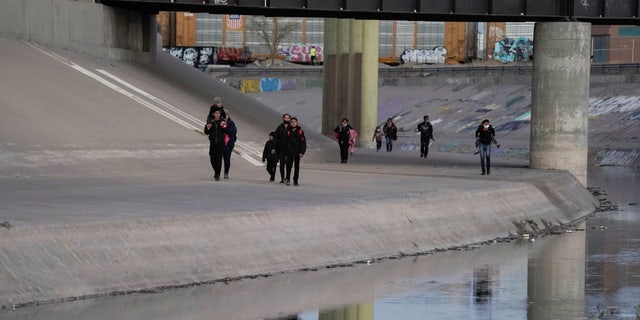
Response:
[3,166,638,320]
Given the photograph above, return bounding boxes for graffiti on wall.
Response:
[241,79,260,93]
[164,46,254,67]
[493,37,533,63]
[222,76,321,92]
[400,47,447,64]
[280,44,323,64]
[165,47,217,67]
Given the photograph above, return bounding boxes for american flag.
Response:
[227,15,242,30]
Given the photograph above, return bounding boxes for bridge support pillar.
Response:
[322,18,338,136]
[530,22,591,186]
[322,19,379,148]
[348,20,364,132]
[359,20,379,148]
[336,19,352,125]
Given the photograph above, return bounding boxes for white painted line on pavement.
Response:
[96,69,203,126]
[27,41,263,166]
[96,69,264,166]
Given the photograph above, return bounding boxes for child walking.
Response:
[371,127,383,151]
[262,131,279,181]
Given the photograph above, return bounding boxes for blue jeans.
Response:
[479,143,491,173]
[385,136,394,151]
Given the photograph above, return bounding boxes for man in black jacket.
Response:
[204,109,228,181]
[285,117,306,186]
[475,119,497,175]
[416,115,434,158]
[274,113,291,183]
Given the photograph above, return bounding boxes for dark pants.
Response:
[223,145,234,175]
[278,151,287,181]
[375,140,382,151]
[338,140,349,162]
[209,143,224,177]
[285,154,301,183]
[266,160,277,180]
[420,137,430,157]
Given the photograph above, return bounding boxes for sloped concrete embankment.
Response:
[0,171,597,309]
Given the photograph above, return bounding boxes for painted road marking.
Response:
[25,41,263,167]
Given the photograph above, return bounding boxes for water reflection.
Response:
[3,167,638,320]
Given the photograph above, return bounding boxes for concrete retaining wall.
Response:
[0,0,149,62]
[0,171,597,308]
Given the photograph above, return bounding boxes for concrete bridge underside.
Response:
[98,0,640,24]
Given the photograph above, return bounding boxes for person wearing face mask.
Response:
[475,119,500,175]
[334,118,353,163]
[274,113,291,183]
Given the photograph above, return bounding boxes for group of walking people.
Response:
[334,114,500,175]
[204,97,500,182]
[262,113,307,186]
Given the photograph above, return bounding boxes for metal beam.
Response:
[96,0,640,24]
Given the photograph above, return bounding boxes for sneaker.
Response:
[280,179,284,184]
[214,175,220,181]
[481,172,485,176]
[224,174,229,179]
[285,179,290,185]
[269,176,275,182]
[294,181,299,186]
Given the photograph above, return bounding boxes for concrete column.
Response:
[345,305,358,320]
[359,20,379,149]
[336,19,352,126]
[322,18,338,136]
[357,302,374,320]
[348,20,364,134]
[530,22,591,186]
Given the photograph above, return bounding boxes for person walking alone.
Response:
[383,118,398,152]
[475,119,498,175]
[334,118,353,163]
[416,115,435,158]
[310,46,317,65]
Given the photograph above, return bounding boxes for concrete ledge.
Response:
[0,170,597,308]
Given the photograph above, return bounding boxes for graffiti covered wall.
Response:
[280,44,324,64]
[400,47,447,64]
[493,37,533,63]
[164,46,253,67]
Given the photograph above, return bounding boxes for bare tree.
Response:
[248,16,299,65]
